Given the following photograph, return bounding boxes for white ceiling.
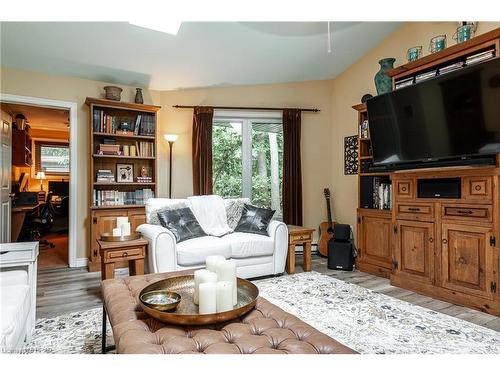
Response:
[0,22,401,90]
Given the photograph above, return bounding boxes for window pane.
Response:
[212,121,243,198]
[251,122,283,218]
[41,145,70,174]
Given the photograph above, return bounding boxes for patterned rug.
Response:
[20,272,500,354]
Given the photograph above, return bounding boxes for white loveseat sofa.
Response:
[137,197,288,279]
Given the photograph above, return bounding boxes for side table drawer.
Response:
[290,233,312,243]
[104,247,144,262]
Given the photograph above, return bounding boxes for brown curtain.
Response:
[282,109,303,225]
[192,106,214,195]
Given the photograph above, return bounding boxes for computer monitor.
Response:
[48,181,69,197]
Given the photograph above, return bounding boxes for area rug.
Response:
[20,272,500,354]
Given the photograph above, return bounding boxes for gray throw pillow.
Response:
[225,198,251,230]
[234,204,275,236]
[157,207,207,243]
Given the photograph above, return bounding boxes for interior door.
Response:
[0,110,12,243]
[441,223,494,299]
[394,220,435,285]
[359,215,392,269]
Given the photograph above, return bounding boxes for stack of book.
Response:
[415,70,437,83]
[96,170,115,183]
[98,144,121,155]
[439,62,463,75]
[137,176,153,183]
[395,77,414,90]
[93,188,155,207]
[139,115,155,136]
[465,50,495,66]
[372,177,392,210]
[137,141,154,157]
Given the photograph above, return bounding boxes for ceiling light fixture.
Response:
[327,21,332,54]
[129,20,182,36]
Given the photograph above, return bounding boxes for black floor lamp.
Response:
[164,134,178,198]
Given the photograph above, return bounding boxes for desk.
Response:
[11,204,40,242]
[286,225,315,274]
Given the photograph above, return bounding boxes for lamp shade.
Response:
[164,134,179,142]
[35,171,46,180]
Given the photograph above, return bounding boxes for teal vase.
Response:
[374,58,395,95]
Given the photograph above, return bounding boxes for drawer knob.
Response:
[457,210,473,215]
[474,185,482,191]
[442,239,448,244]
[122,252,128,257]
[401,186,407,192]
[408,207,420,212]
[458,257,467,265]
[429,237,434,243]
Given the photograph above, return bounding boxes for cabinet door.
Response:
[359,215,392,269]
[394,220,435,285]
[128,209,146,233]
[441,224,494,300]
[91,210,124,262]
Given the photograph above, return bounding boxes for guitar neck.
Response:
[326,199,333,227]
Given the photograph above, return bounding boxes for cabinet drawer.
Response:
[396,203,434,220]
[463,177,492,201]
[104,247,144,262]
[442,204,492,223]
[290,233,312,243]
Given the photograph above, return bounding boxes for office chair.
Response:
[22,193,56,248]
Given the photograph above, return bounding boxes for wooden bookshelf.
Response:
[85,97,161,272]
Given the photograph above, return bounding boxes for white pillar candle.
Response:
[193,269,217,305]
[205,255,225,272]
[216,281,233,313]
[116,217,129,228]
[198,282,217,314]
[121,222,131,236]
[215,260,237,306]
[112,227,122,236]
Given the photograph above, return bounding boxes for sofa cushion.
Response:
[176,236,231,266]
[157,207,207,243]
[224,232,274,259]
[234,204,275,236]
[0,284,30,349]
[145,198,189,224]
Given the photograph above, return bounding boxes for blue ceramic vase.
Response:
[374,58,395,95]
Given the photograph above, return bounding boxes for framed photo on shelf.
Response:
[116,163,134,183]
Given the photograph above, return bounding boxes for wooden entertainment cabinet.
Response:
[355,27,500,316]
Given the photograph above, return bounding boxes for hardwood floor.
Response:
[36,255,500,332]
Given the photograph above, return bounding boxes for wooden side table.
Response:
[97,237,148,280]
[286,225,315,274]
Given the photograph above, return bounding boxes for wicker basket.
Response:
[104,86,123,101]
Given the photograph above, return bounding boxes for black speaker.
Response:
[333,224,350,242]
[328,241,354,271]
[417,177,461,199]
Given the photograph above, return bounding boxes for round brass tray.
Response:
[139,275,259,325]
[100,232,141,242]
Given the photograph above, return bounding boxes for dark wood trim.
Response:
[173,105,320,112]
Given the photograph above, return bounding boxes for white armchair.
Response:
[137,197,288,279]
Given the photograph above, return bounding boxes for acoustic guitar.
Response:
[318,188,335,257]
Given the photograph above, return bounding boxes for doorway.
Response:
[0,94,78,268]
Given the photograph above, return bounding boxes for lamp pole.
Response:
[168,140,174,198]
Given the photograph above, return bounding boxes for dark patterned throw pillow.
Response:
[157,207,207,243]
[234,204,275,236]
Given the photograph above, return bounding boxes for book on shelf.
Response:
[93,110,155,136]
[438,61,463,75]
[465,50,495,66]
[93,188,154,207]
[96,169,115,183]
[415,70,437,83]
[372,177,392,210]
[395,77,414,89]
[136,141,155,157]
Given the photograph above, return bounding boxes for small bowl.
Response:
[140,290,181,311]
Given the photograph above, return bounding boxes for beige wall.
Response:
[159,80,335,240]
[1,21,499,260]
[1,67,161,258]
[330,22,500,239]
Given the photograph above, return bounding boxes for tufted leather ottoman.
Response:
[101,270,357,354]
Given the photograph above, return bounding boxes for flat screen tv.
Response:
[367,57,500,169]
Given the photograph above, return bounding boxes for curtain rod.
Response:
[172,105,320,112]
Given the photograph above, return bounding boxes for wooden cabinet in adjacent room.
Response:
[394,220,435,285]
[357,210,392,277]
[441,223,495,300]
